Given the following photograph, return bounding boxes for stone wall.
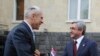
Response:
[0,32,100,56]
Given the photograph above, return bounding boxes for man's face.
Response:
[31,12,43,30]
[70,23,82,39]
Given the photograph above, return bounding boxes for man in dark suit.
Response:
[63,21,98,56]
[4,6,43,56]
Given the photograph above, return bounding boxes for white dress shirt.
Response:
[74,35,84,50]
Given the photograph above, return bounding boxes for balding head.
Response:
[24,6,43,30]
[24,6,42,19]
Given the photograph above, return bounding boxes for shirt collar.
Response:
[74,35,84,44]
[24,20,33,33]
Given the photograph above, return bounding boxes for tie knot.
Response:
[74,41,77,44]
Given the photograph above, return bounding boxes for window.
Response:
[16,0,24,20]
[68,0,90,21]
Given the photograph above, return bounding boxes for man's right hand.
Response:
[34,49,40,56]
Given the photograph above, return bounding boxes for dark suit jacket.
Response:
[4,22,35,56]
[63,36,98,56]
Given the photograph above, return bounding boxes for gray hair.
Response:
[72,21,86,35]
[24,6,41,18]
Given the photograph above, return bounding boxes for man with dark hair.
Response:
[63,21,97,56]
[4,6,43,56]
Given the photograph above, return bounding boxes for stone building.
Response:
[0,0,100,56]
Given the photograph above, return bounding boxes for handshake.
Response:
[34,49,40,56]
[34,49,46,56]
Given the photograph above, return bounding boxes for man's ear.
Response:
[80,29,83,34]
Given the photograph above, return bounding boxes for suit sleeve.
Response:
[12,28,33,56]
[89,41,98,56]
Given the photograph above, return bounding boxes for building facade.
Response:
[0,0,100,56]
[0,0,100,32]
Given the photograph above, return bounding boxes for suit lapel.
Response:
[21,21,36,50]
[77,37,87,55]
[21,21,33,35]
[68,41,74,56]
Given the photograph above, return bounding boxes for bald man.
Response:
[4,6,43,56]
